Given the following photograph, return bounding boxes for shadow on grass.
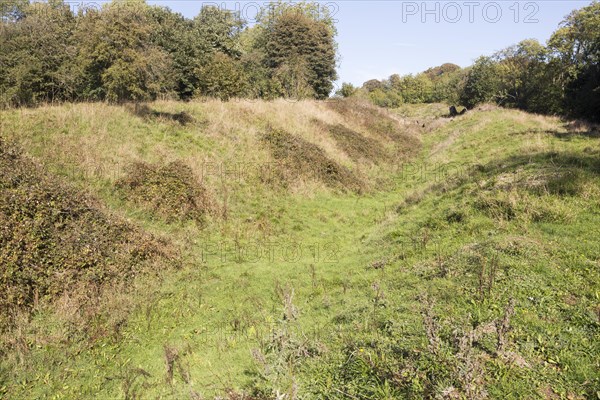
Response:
[127,103,194,126]
[399,150,600,209]
[481,151,600,176]
[550,130,600,140]
[518,120,600,140]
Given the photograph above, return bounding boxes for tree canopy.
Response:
[0,0,339,105]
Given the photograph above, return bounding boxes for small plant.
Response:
[163,344,191,386]
[280,285,299,321]
[371,281,386,313]
[250,324,321,399]
[420,295,442,356]
[309,264,317,289]
[420,297,518,399]
[495,298,515,353]
[478,253,499,302]
[121,368,151,400]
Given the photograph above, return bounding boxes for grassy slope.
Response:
[0,100,598,399]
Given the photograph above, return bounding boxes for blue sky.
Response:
[145,1,590,87]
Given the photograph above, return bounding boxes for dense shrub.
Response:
[325,98,421,159]
[317,121,389,164]
[261,127,364,192]
[116,160,213,223]
[0,137,174,330]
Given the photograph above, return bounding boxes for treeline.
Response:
[0,0,337,106]
[345,1,599,121]
[347,62,465,108]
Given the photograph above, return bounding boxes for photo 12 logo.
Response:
[200,239,340,264]
[200,1,340,24]
[401,2,539,23]
[64,1,101,14]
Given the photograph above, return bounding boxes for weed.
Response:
[163,344,191,386]
[421,295,442,357]
[477,253,499,302]
[121,368,152,400]
[309,264,317,289]
[275,282,298,321]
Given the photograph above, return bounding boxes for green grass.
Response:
[0,100,599,399]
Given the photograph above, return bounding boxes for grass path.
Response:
[1,102,599,399]
[93,108,551,396]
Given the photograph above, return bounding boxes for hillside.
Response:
[0,100,599,399]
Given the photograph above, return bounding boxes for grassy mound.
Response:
[317,121,389,164]
[261,127,365,192]
[0,137,174,330]
[116,160,213,224]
